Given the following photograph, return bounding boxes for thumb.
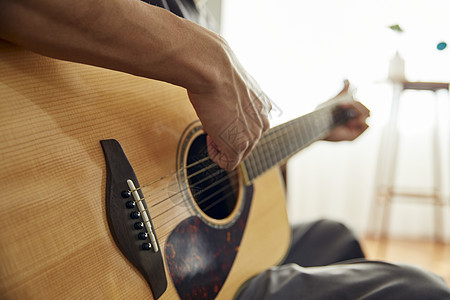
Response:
[337,80,350,96]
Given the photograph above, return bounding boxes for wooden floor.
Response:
[361,237,450,285]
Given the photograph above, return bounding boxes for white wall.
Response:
[220,0,450,241]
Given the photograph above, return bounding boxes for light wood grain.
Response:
[362,237,450,286]
[0,41,291,299]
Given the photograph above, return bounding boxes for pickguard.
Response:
[165,185,253,300]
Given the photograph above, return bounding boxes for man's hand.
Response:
[0,0,271,171]
[321,81,370,142]
[325,101,370,141]
[188,41,271,171]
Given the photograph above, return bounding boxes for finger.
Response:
[347,123,369,141]
[336,80,350,96]
[207,135,241,171]
[245,75,273,116]
[238,93,271,159]
[245,90,271,130]
[353,123,369,139]
[341,102,370,121]
[351,101,370,118]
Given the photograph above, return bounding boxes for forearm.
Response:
[0,0,224,93]
[0,0,271,171]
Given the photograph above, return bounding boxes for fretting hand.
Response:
[325,101,370,141]
[323,82,370,142]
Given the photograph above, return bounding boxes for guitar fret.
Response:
[244,103,344,183]
[253,147,264,179]
[265,137,275,170]
[288,121,300,159]
[261,147,269,173]
[273,129,284,165]
[276,123,288,162]
[306,114,315,144]
[314,110,325,138]
[261,139,273,170]
[243,156,253,183]
[298,117,310,149]
[274,127,286,160]
[308,115,318,143]
[250,148,259,180]
[283,122,292,153]
[279,128,289,162]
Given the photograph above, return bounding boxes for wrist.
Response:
[171,21,232,95]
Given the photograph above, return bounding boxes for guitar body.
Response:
[0,41,291,299]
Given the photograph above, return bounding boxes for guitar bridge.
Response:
[101,139,167,299]
[126,179,159,252]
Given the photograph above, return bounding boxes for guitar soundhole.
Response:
[186,134,239,220]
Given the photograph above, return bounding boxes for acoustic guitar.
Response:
[0,40,353,299]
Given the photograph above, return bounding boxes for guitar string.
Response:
[149,167,229,207]
[187,112,335,211]
[150,174,239,221]
[133,120,284,191]
[137,105,329,192]
[133,109,350,222]
[155,167,240,210]
[151,169,235,207]
[131,156,211,193]
[130,120,352,247]
[133,123,275,195]
[133,120,297,205]
[135,106,341,200]
[137,170,240,226]
[136,104,337,196]
[132,108,353,242]
[131,108,346,213]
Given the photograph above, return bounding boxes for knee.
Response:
[402,264,450,299]
[313,219,359,241]
[377,263,450,299]
[312,219,365,259]
[314,218,351,232]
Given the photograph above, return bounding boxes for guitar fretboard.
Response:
[243,103,350,183]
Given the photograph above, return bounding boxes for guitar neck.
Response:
[242,102,351,183]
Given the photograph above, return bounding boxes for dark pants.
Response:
[237,219,450,300]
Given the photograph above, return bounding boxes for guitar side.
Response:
[0,41,291,299]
